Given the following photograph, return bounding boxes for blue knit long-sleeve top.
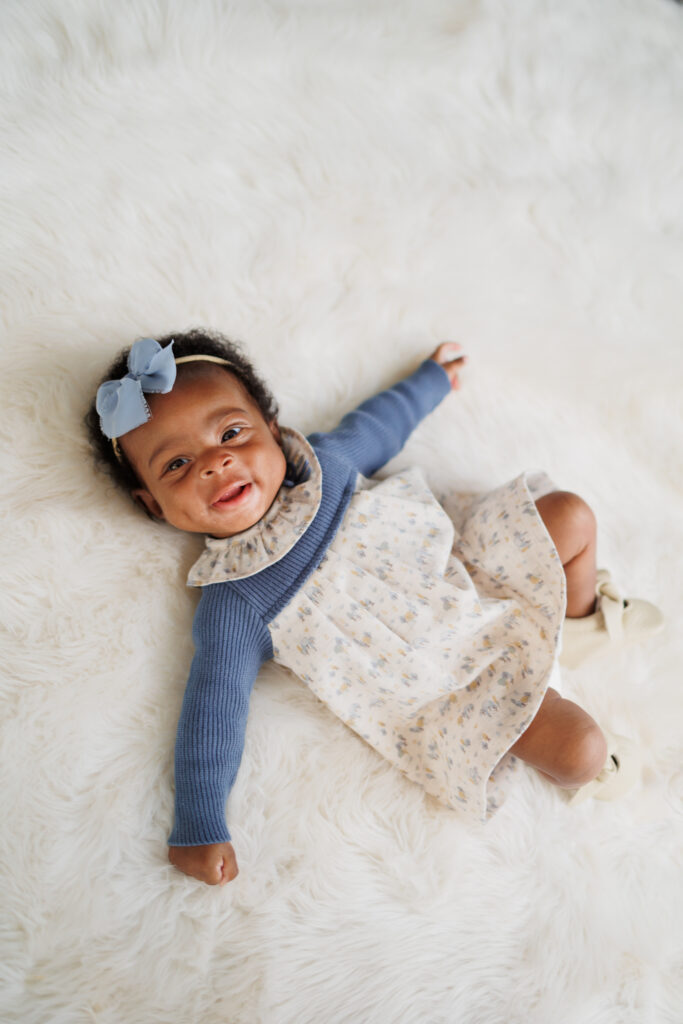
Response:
[167,359,451,847]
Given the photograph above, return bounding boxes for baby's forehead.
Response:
[177,360,240,386]
[173,362,253,403]
[138,364,255,428]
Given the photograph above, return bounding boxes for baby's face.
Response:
[120,366,287,538]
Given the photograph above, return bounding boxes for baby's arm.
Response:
[308,342,467,478]
[167,585,272,885]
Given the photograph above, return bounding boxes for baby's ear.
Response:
[269,419,283,444]
[131,488,164,521]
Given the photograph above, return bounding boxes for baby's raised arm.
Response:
[307,344,465,480]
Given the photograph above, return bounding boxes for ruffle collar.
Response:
[187,426,322,586]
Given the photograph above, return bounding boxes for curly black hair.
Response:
[85,327,279,501]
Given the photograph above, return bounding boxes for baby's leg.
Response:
[535,491,597,617]
[509,687,607,788]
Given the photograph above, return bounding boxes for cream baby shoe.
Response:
[560,568,664,670]
[566,728,641,807]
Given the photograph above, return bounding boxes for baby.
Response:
[87,329,664,887]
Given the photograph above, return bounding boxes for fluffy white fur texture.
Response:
[1,1,682,1022]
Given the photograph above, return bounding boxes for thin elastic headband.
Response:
[173,355,235,368]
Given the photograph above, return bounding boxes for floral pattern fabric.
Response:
[269,464,566,822]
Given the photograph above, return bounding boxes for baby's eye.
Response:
[166,456,189,473]
[221,426,242,442]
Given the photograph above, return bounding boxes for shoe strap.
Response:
[596,573,625,641]
[596,754,619,783]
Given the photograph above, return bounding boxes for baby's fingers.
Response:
[219,847,240,886]
[196,858,226,886]
[428,342,469,390]
[429,341,466,366]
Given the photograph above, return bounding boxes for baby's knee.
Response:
[552,491,596,535]
[536,490,597,555]
[554,722,608,788]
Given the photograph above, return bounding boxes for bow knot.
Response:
[96,338,177,439]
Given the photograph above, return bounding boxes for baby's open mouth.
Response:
[212,483,252,507]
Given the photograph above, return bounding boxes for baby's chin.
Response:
[203,483,276,538]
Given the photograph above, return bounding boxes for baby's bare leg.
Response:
[510,687,607,788]
[535,491,597,617]
[516,494,606,789]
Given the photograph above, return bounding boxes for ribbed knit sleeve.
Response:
[308,359,451,478]
[167,585,273,847]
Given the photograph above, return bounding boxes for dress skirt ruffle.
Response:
[269,467,567,822]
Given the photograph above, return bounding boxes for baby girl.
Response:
[87,329,664,887]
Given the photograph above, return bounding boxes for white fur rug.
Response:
[2,1,682,1021]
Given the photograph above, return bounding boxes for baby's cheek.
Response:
[162,485,202,532]
[269,448,288,491]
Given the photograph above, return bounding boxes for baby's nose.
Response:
[199,448,233,477]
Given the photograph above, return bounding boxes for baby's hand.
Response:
[168,841,238,887]
[428,341,468,390]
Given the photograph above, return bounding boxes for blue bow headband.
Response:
[95,337,234,456]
